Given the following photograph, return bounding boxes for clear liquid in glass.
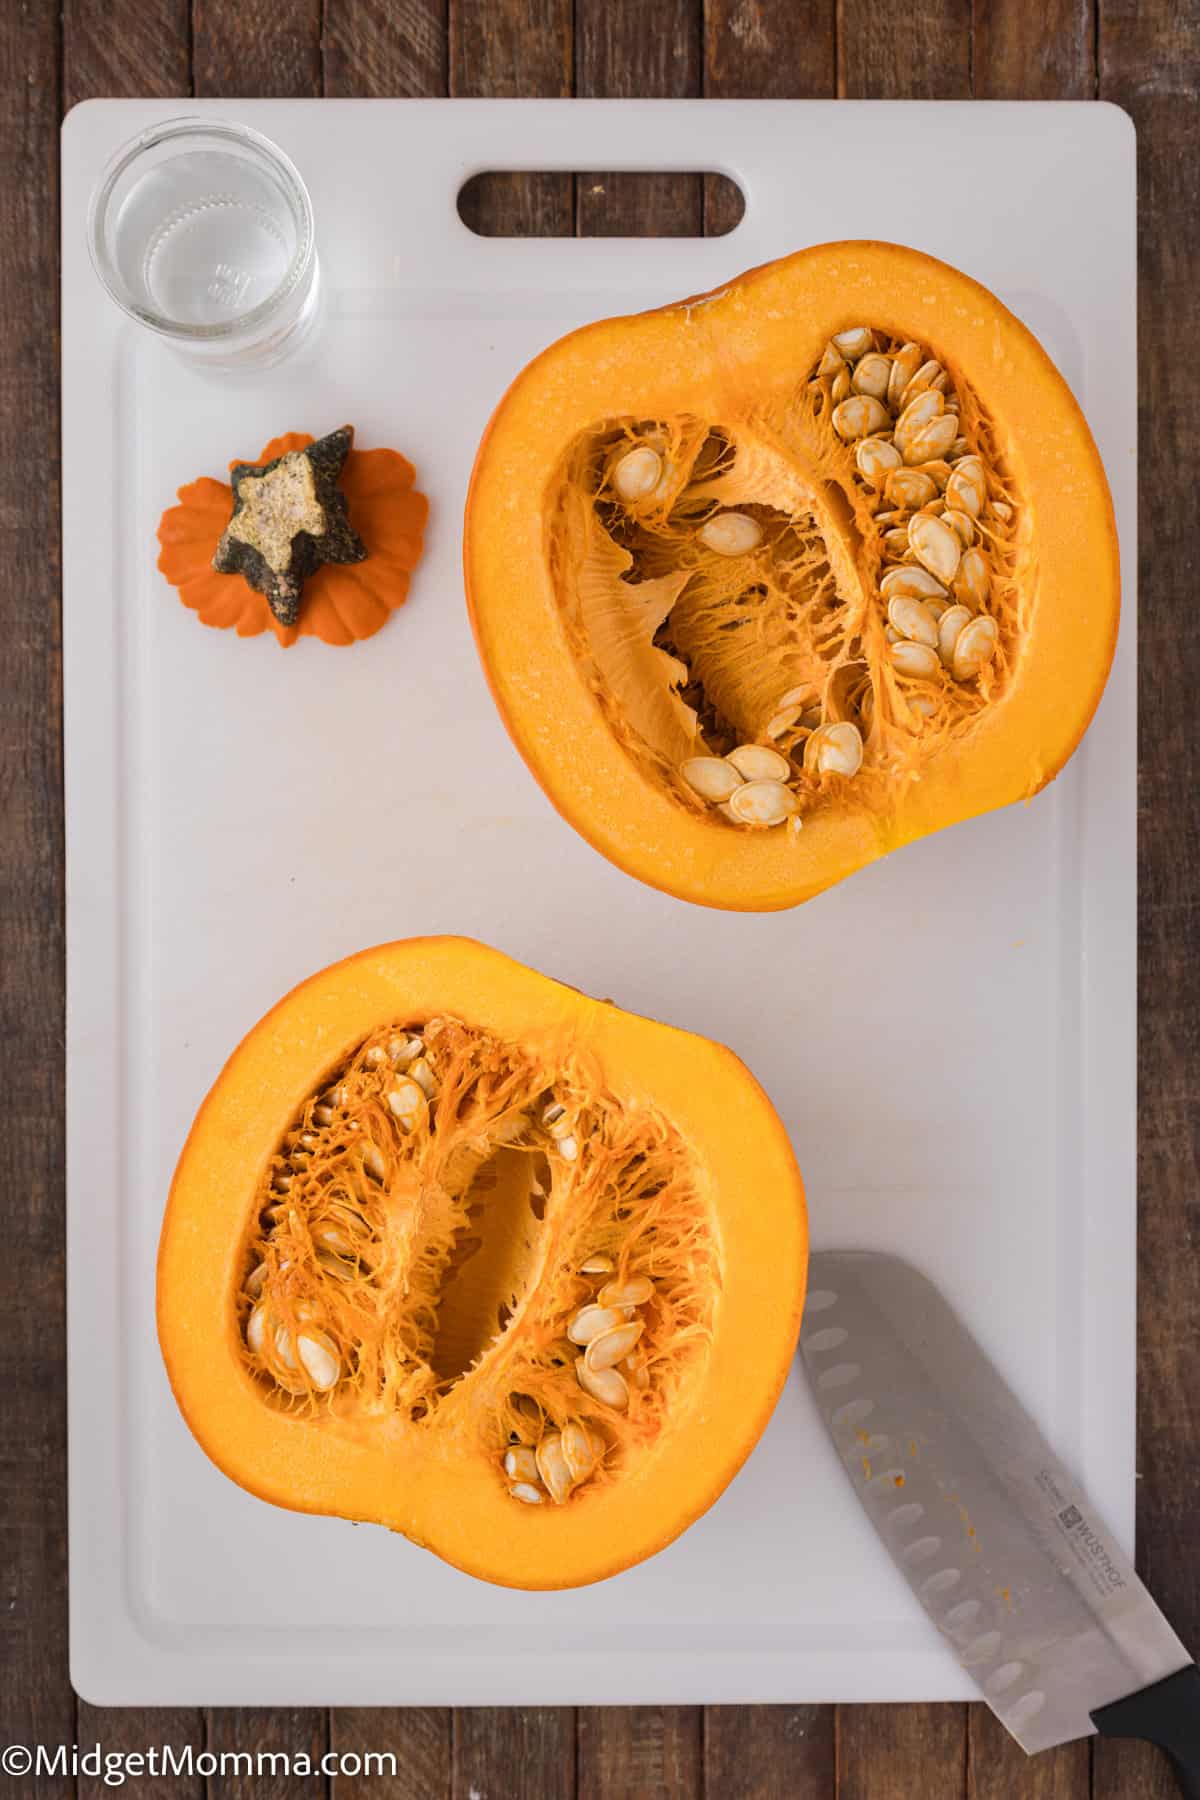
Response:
[114,151,297,326]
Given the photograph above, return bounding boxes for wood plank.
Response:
[453,1708,576,1800]
[966,1704,1089,1799]
[64,0,190,104]
[705,1704,835,1798]
[973,0,1096,97]
[205,1709,330,1796]
[0,11,72,1786]
[323,0,448,99]
[451,0,573,237]
[837,1,971,99]
[1096,5,1200,1796]
[193,0,322,97]
[575,0,702,236]
[837,1704,968,1800]
[577,1706,701,1799]
[702,0,836,233]
[75,1713,205,1800]
[332,1709,451,1798]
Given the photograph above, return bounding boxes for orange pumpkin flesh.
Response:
[465,241,1119,910]
[157,938,807,1589]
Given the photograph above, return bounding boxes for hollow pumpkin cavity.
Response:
[240,1012,718,1510]
[550,325,1023,835]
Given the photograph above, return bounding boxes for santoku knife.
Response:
[799,1251,1200,1795]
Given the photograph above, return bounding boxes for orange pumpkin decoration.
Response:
[157,432,428,647]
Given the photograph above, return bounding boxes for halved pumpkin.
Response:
[465,240,1119,910]
[158,937,806,1589]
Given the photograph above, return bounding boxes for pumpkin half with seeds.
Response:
[157,938,806,1588]
[465,240,1119,910]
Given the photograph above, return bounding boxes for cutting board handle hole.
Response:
[458,172,745,237]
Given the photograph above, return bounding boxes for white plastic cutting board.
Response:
[62,98,1136,1706]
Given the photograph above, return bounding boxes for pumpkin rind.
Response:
[464,240,1119,910]
[157,938,807,1589]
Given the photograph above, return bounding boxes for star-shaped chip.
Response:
[213,425,368,626]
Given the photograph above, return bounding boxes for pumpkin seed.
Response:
[557,1134,579,1162]
[903,413,959,466]
[832,326,873,361]
[908,513,962,586]
[817,343,846,378]
[728,778,797,827]
[937,604,973,666]
[626,1356,652,1391]
[510,1481,544,1505]
[315,1224,353,1255]
[830,366,851,404]
[599,1275,654,1308]
[613,444,663,502]
[387,1079,425,1130]
[992,500,1014,522]
[408,1057,436,1099]
[889,640,941,680]
[580,1253,615,1277]
[954,547,990,610]
[698,512,763,556]
[833,395,891,441]
[948,437,971,462]
[561,1420,598,1483]
[856,436,903,483]
[504,1446,540,1482]
[312,1103,334,1127]
[885,468,938,512]
[297,1329,340,1391]
[568,1303,626,1345]
[362,1142,386,1183]
[542,1101,565,1126]
[887,594,940,649]
[883,528,911,561]
[808,721,863,778]
[247,1303,267,1355]
[576,1356,629,1409]
[880,564,948,603]
[535,1431,574,1504]
[680,756,743,803]
[952,614,999,681]
[365,1046,386,1067]
[943,507,975,548]
[389,1034,424,1068]
[245,1261,267,1297]
[585,1319,644,1372]
[899,359,945,407]
[946,457,987,518]
[273,1172,292,1194]
[765,706,803,740]
[887,343,924,410]
[726,744,791,783]
[852,352,892,401]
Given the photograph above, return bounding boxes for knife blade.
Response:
[800,1251,1199,1789]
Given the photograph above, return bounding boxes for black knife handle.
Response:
[1092,1665,1200,1799]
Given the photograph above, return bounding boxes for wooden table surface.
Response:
[3,1,1195,1795]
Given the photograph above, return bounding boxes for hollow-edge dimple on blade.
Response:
[800,1251,1188,1755]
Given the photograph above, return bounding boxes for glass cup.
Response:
[88,117,319,369]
